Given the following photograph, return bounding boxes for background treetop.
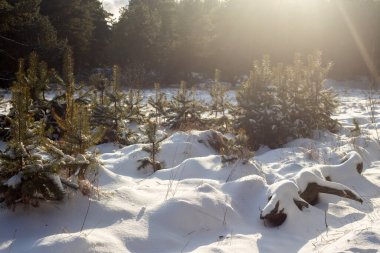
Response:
[1,0,380,86]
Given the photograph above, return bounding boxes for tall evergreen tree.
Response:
[84,0,112,67]
[111,0,160,69]
[40,0,111,69]
[111,0,178,83]
[172,0,214,79]
[0,0,62,84]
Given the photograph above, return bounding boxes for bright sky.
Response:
[102,0,129,20]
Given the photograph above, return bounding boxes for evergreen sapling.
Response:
[148,83,168,124]
[138,120,167,172]
[52,48,104,178]
[92,65,136,144]
[0,59,64,209]
[209,69,232,131]
[165,81,205,129]
[125,88,145,124]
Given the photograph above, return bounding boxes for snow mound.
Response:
[150,186,237,235]
[3,89,380,252]
[155,155,263,183]
[157,130,218,168]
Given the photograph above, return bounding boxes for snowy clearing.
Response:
[2,85,380,252]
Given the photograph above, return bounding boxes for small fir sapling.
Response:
[25,52,51,103]
[92,65,133,144]
[206,129,253,164]
[21,52,54,129]
[89,72,109,105]
[237,52,339,150]
[0,59,64,208]
[166,81,205,129]
[293,52,338,134]
[109,66,137,145]
[109,66,136,140]
[52,48,104,178]
[165,81,191,129]
[138,120,167,172]
[237,55,281,149]
[52,48,92,106]
[148,83,168,123]
[210,69,222,118]
[55,103,104,156]
[227,129,253,161]
[125,88,145,123]
[188,85,205,127]
[351,118,361,137]
[91,102,115,131]
[209,69,232,131]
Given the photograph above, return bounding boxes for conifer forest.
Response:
[1,1,380,252]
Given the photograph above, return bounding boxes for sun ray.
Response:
[336,0,379,84]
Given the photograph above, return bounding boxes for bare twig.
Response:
[80,198,91,232]
[324,208,329,233]
[0,35,30,47]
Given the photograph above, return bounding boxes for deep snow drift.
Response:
[2,85,380,252]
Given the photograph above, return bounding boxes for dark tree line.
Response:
[0,0,111,83]
[1,0,380,87]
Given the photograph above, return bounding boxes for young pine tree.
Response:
[89,72,109,105]
[166,81,205,129]
[92,65,135,144]
[0,59,64,209]
[236,56,284,149]
[209,69,232,132]
[305,51,338,132]
[109,65,125,131]
[23,52,51,103]
[138,120,167,172]
[18,52,53,131]
[55,104,104,155]
[236,53,338,150]
[148,83,168,124]
[125,88,145,124]
[53,48,104,156]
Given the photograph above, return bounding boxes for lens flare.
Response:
[337,0,379,83]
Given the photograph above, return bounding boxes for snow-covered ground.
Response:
[2,85,380,252]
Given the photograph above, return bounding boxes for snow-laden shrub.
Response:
[236,52,339,150]
[0,50,102,209]
[0,58,64,209]
[164,82,206,130]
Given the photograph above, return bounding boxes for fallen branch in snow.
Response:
[299,181,362,205]
[260,151,364,226]
[260,180,309,226]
